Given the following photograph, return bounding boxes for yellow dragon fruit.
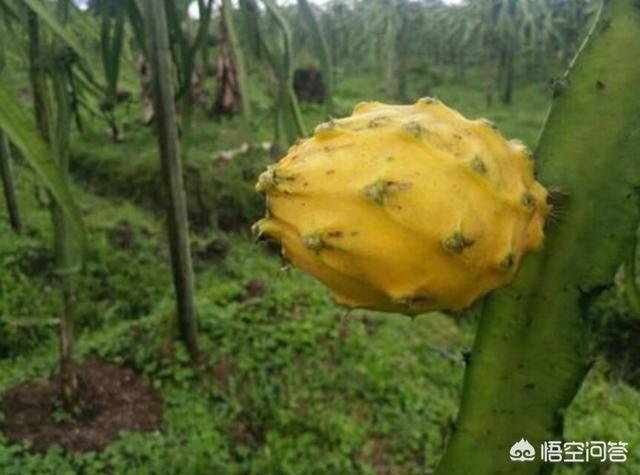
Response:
[253,98,550,314]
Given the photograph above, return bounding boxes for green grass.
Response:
[1,70,640,474]
[0,175,471,473]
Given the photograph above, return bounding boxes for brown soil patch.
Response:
[1,360,162,452]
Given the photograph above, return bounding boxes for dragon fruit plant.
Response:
[255,0,640,472]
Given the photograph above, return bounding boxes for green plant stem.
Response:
[623,231,640,318]
[164,0,213,129]
[27,10,51,143]
[127,0,147,56]
[221,0,252,125]
[297,0,333,115]
[384,7,397,99]
[395,1,409,102]
[143,0,199,358]
[53,0,79,410]
[26,0,80,409]
[99,0,126,141]
[0,131,22,233]
[262,0,306,142]
[51,61,78,411]
[436,0,640,473]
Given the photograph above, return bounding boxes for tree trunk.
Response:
[143,0,199,358]
[0,132,22,233]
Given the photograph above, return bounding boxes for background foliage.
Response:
[1,0,639,473]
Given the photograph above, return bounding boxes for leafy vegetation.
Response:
[1,0,639,473]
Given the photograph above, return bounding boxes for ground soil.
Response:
[0,360,162,453]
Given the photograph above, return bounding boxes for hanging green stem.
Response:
[0,7,21,234]
[27,10,52,143]
[0,83,85,244]
[623,231,640,318]
[384,5,397,99]
[297,0,333,115]
[238,0,261,60]
[0,131,21,233]
[221,0,252,124]
[99,0,126,140]
[164,0,213,126]
[395,1,409,102]
[262,0,306,142]
[127,0,147,56]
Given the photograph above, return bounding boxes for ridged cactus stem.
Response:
[99,0,125,141]
[144,0,199,357]
[384,7,397,99]
[262,0,307,142]
[297,0,333,115]
[221,0,252,124]
[436,1,640,474]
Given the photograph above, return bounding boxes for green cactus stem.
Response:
[261,0,307,146]
[297,0,334,116]
[221,0,252,124]
[144,0,199,357]
[436,0,640,473]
